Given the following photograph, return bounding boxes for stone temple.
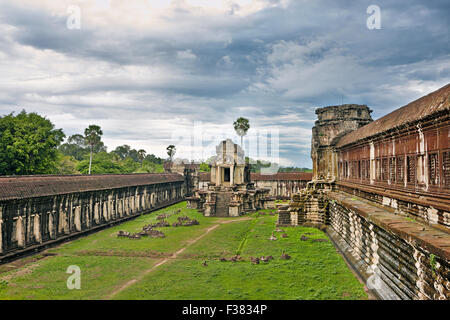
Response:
[0,84,448,300]
[279,84,450,300]
[187,139,273,216]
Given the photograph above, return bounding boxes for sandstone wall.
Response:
[0,175,186,262]
[328,194,449,300]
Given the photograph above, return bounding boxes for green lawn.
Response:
[0,202,367,300]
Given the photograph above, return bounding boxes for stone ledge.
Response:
[328,191,450,261]
[336,181,450,212]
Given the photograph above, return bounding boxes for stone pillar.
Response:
[74,206,81,232]
[94,202,100,224]
[34,214,42,243]
[16,216,25,248]
[216,167,221,186]
[230,165,234,186]
[49,212,55,239]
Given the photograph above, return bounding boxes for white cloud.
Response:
[0,0,448,167]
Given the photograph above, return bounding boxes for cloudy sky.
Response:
[0,0,449,167]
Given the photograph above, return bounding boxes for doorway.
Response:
[223,167,230,183]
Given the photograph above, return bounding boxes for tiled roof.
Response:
[0,173,184,201]
[337,84,450,147]
[199,172,211,181]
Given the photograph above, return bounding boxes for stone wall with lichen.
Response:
[329,197,449,300]
[0,181,185,262]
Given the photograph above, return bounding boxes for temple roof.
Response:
[0,173,184,201]
[337,83,450,147]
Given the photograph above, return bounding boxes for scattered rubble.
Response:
[260,256,273,263]
[280,251,291,260]
[117,212,199,240]
[250,257,260,265]
[269,233,277,241]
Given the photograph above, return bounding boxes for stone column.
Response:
[216,167,221,186]
[16,216,25,248]
[75,206,81,232]
[34,214,42,243]
[230,165,234,186]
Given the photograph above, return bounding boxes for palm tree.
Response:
[167,145,176,162]
[84,125,103,175]
[233,117,250,148]
[138,149,146,164]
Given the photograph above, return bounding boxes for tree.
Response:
[76,152,122,174]
[55,153,80,174]
[58,134,88,161]
[0,110,65,175]
[84,125,103,175]
[233,117,250,148]
[112,145,131,160]
[137,149,146,164]
[199,162,211,172]
[166,145,176,162]
[145,153,164,165]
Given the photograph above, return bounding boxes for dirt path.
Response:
[104,217,250,300]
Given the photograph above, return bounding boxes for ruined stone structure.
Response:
[280,84,450,300]
[311,104,373,182]
[187,140,272,216]
[164,161,199,198]
[198,172,312,199]
[0,173,187,262]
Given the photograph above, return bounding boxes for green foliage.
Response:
[74,151,164,175]
[58,134,89,161]
[244,157,311,173]
[0,203,367,300]
[134,160,164,173]
[112,145,132,160]
[84,125,103,150]
[199,162,211,172]
[120,157,140,173]
[247,158,272,173]
[0,110,65,175]
[76,152,123,174]
[54,153,80,175]
[144,153,164,165]
[233,117,250,147]
[233,117,250,137]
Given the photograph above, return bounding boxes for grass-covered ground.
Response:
[0,202,368,300]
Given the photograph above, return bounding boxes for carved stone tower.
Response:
[311,104,373,183]
[278,104,373,227]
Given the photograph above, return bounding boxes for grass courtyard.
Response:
[0,202,368,300]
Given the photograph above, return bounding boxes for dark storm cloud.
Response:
[0,0,448,167]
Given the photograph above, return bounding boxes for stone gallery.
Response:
[278,84,450,300]
[0,85,449,300]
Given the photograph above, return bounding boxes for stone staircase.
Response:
[215,192,232,217]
